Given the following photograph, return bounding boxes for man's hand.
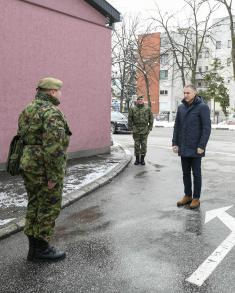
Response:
[48,180,56,190]
[197,147,204,154]
[172,145,178,153]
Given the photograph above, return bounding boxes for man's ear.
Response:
[49,89,55,96]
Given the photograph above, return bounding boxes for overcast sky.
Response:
[108,0,234,20]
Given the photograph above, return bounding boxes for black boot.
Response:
[134,155,140,165]
[29,238,66,262]
[140,155,145,165]
[27,235,36,261]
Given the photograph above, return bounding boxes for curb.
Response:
[0,145,132,240]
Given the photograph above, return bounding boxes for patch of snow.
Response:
[63,164,118,194]
[0,218,16,226]
[0,162,118,208]
[0,191,27,208]
[154,121,174,128]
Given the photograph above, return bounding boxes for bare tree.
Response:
[112,16,139,111]
[151,0,220,86]
[215,0,235,80]
[112,16,161,110]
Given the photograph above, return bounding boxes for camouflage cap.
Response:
[37,77,63,90]
[137,96,144,100]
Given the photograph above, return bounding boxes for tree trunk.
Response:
[226,3,235,80]
[231,35,235,81]
[144,74,151,108]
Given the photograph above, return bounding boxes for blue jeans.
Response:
[181,157,202,199]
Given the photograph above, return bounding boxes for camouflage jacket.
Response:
[18,92,72,182]
[128,104,153,134]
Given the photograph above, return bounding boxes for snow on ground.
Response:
[63,163,118,194]
[154,121,174,128]
[0,190,27,208]
[0,162,118,209]
[154,120,235,130]
[0,218,16,226]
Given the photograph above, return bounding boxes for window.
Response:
[160,54,169,65]
[160,70,168,80]
[197,79,204,87]
[216,41,221,49]
[227,58,231,66]
[228,40,231,48]
[228,79,230,83]
[198,67,202,73]
[205,66,208,71]
[198,53,202,59]
[205,50,209,58]
[160,90,168,95]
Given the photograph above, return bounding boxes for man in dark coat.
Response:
[172,84,211,209]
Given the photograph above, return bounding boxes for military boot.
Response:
[189,198,200,209]
[30,238,66,262]
[177,195,192,207]
[27,235,36,261]
[140,155,145,165]
[134,155,140,165]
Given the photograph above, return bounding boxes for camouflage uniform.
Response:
[18,91,71,242]
[128,104,153,156]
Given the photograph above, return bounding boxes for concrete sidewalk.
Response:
[0,143,132,240]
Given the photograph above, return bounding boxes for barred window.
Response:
[160,90,168,95]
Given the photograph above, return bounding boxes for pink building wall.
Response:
[0,0,112,165]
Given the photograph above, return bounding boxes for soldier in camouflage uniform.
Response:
[128,96,153,165]
[18,77,72,262]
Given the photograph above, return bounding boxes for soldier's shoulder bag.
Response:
[6,109,38,176]
[6,135,25,176]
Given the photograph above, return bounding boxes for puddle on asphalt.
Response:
[146,161,165,169]
[135,171,148,177]
[68,205,103,223]
[154,164,164,168]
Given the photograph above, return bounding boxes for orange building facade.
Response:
[137,33,160,114]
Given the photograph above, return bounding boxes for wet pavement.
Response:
[0,144,130,236]
[1,128,235,292]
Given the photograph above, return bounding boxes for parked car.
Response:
[227,113,235,125]
[111,111,131,134]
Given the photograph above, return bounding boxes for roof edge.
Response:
[84,0,121,24]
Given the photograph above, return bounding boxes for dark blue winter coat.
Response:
[172,96,211,157]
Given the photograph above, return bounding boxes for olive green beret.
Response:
[37,77,63,90]
[137,96,144,100]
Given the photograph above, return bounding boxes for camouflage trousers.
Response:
[133,132,149,156]
[22,171,63,242]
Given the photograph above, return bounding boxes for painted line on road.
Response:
[187,206,235,286]
[186,232,235,286]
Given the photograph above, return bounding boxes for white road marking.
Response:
[186,206,235,286]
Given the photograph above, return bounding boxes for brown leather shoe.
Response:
[190,199,200,209]
[177,195,192,207]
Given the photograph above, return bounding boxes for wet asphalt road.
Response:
[1,128,235,293]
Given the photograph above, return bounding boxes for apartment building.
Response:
[159,16,235,118]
